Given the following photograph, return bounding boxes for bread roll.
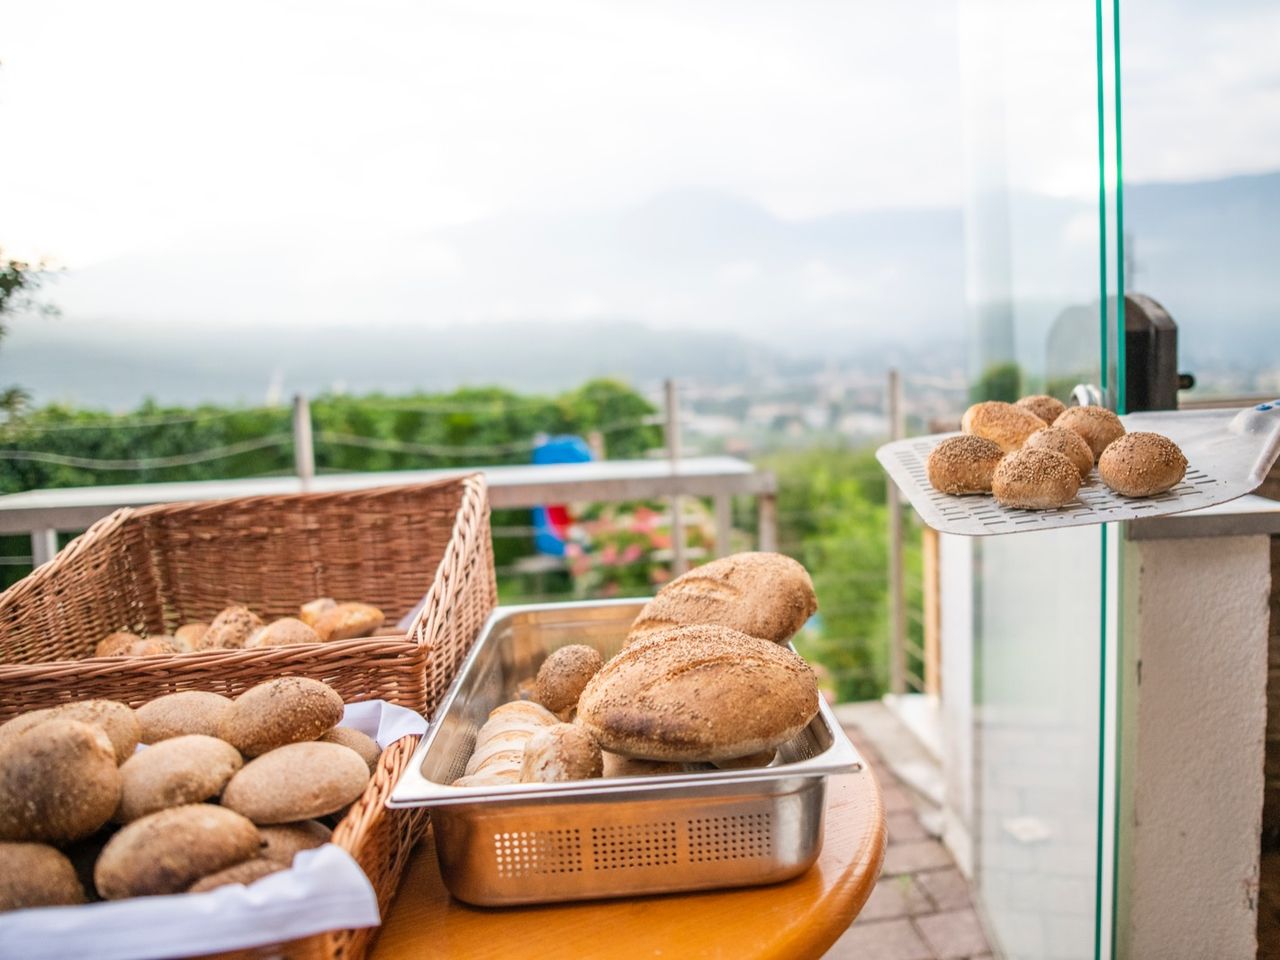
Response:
[257,820,332,865]
[122,636,180,657]
[312,602,384,642]
[627,552,817,646]
[299,597,337,627]
[319,726,381,772]
[199,606,264,650]
[992,448,1080,509]
[1024,426,1095,479]
[460,701,558,780]
[187,857,284,893]
[221,742,371,824]
[95,631,142,657]
[246,617,321,648]
[519,724,603,783]
[1098,432,1187,497]
[1015,394,1066,426]
[94,804,260,899]
[218,677,344,757]
[0,719,122,844]
[925,435,1005,494]
[0,842,86,910]
[601,752,690,778]
[115,734,243,822]
[961,401,1047,453]
[173,622,210,651]
[534,645,604,720]
[136,691,232,744]
[578,625,819,762]
[0,699,139,764]
[1054,405,1126,460]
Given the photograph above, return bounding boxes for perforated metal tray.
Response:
[876,405,1280,537]
[387,599,862,905]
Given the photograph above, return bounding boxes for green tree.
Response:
[0,252,58,420]
[970,361,1023,403]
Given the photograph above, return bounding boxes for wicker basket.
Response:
[0,475,497,720]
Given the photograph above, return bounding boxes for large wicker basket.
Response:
[0,475,496,720]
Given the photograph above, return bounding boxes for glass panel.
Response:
[958,0,1122,956]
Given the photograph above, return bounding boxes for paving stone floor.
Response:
[823,720,993,960]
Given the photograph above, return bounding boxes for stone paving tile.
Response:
[914,867,973,910]
[916,909,991,960]
[825,918,934,960]
[887,810,929,842]
[883,839,954,876]
[858,874,935,921]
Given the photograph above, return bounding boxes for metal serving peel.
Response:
[875,404,1280,537]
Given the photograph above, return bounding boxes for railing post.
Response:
[757,493,777,553]
[713,494,732,558]
[664,378,688,575]
[887,368,906,696]
[293,393,315,490]
[31,528,58,567]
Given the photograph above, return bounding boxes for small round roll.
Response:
[1054,406,1126,461]
[519,724,602,783]
[1024,426,1095,479]
[926,435,1005,494]
[1015,395,1066,426]
[534,645,604,720]
[1098,432,1187,497]
[992,448,1081,510]
[961,401,1047,453]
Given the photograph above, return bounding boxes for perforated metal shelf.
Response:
[876,406,1280,537]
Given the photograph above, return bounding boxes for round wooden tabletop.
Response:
[371,769,886,960]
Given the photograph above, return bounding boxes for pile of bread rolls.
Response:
[453,552,821,788]
[927,396,1188,510]
[0,677,381,912]
[93,598,391,658]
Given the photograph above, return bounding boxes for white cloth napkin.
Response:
[0,699,428,960]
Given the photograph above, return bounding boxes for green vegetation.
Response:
[970,361,1023,403]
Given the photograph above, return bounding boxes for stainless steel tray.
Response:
[876,405,1280,537]
[388,599,863,905]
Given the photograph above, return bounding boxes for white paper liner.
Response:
[0,699,428,960]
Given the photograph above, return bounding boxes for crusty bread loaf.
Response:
[173,622,209,651]
[246,617,321,648]
[600,752,691,778]
[221,742,370,823]
[1098,432,1187,497]
[578,624,819,762]
[312,602,384,642]
[115,734,243,823]
[992,448,1081,510]
[299,597,337,627]
[95,804,260,899]
[0,699,139,764]
[320,726,381,772]
[0,842,86,910]
[95,631,142,657]
[458,700,558,783]
[136,691,232,743]
[519,724,602,783]
[926,435,1005,494]
[218,677,344,757]
[257,820,332,865]
[961,401,1047,453]
[1054,405,1126,460]
[534,645,604,720]
[627,552,817,646]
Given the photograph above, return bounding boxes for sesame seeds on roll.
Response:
[991,448,1081,510]
[926,435,1005,494]
[1098,432,1187,497]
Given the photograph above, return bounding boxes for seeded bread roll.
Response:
[95,631,142,657]
[961,401,1047,453]
[299,597,337,627]
[0,699,139,764]
[319,726,381,772]
[257,820,332,865]
[992,448,1081,510]
[312,602,384,642]
[628,552,817,646]
[122,637,179,657]
[187,857,284,893]
[136,691,233,743]
[221,742,371,824]
[0,842,86,910]
[115,735,244,823]
[95,804,260,899]
[1015,395,1067,426]
[218,677,344,757]
[0,720,122,844]
[926,435,1005,494]
[1098,432,1187,497]
[1054,405,1126,460]
[173,622,210,651]
[579,625,819,762]
[246,617,321,648]
[519,724,603,783]
[534,645,604,720]
[199,606,264,650]
[1025,426,1095,479]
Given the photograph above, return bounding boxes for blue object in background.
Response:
[532,435,594,556]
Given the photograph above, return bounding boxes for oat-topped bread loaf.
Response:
[627,552,817,645]
[578,624,819,762]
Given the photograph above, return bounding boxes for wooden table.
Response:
[371,770,886,960]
